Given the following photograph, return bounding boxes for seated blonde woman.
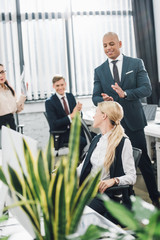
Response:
[77,101,136,217]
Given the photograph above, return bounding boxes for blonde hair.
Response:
[98,101,125,171]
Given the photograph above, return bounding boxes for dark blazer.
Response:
[45,93,76,132]
[92,55,152,131]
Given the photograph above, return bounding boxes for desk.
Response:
[0,206,134,240]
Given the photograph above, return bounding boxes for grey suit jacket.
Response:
[92,55,152,131]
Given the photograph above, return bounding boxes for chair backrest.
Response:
[132,147,142,169]
[44,112,49,125]
[44,111,93,144]
[14,113,24,134]
[142,103,157,121]
[43,112,67,151]
[81,118,92,145]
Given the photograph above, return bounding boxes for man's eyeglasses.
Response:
[0,70,6,74]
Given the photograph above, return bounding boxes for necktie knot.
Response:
[111,60,118,65]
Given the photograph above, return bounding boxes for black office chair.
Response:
[103,147,142,225]
[43,112,68,153]
[43,112,93,156]
[14,113,24,134]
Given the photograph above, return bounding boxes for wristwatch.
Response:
[123,91,127,99]
[114,177,120,185]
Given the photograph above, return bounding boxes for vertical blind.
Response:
[0,0,136,100]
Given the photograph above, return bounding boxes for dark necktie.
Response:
[61,96,69,115]
[111,60,120,84]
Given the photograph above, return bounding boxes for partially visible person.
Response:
[0,64,26,131]
[77,101,136,216]
[45,75,87,157]
[92,32,160,208]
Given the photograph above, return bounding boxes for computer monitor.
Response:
[0,126,38,238]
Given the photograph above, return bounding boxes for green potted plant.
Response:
[0,113,103,240]
[2,113,152,240]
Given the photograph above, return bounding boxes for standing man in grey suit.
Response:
[92,32,159,208]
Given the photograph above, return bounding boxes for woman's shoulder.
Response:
[116,135,130,151]
[122,136,132,150]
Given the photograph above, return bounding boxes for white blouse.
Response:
[77,133,136,186]
[0,85,26,116]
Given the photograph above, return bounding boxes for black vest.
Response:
[109,136,125,178]
[79,135,126,186]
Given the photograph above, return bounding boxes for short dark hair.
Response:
[52,75,65,84]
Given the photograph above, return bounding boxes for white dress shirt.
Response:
[77,132,136,186]
[108,54,123,81]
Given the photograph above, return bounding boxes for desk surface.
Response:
[0,206,134,240]
[144,122,160,138]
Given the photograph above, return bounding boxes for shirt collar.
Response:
[55,92,67,100]
[108,53,123,64]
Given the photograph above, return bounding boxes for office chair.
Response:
[14,113,24,134]
[43,112,92,156]
[105,147,142,193]
[142,103,157,121]
[43,112,68,153]
[103,147,142,225]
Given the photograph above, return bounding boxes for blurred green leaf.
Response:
[57,174,67,239]
[131,196,157,223]
[23,139,40,199]
[79,224,108,240]
[67,224,108,240]
[67,113,81,181]
[0,215,8,223]
[37,150,49,193]
[146,211,160,239]
[46,135,55,176]
[69,172,100,234]
[0,166,8,185]
[0,237,10,240]
[8,165,23,195]
[101,195,140,231]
